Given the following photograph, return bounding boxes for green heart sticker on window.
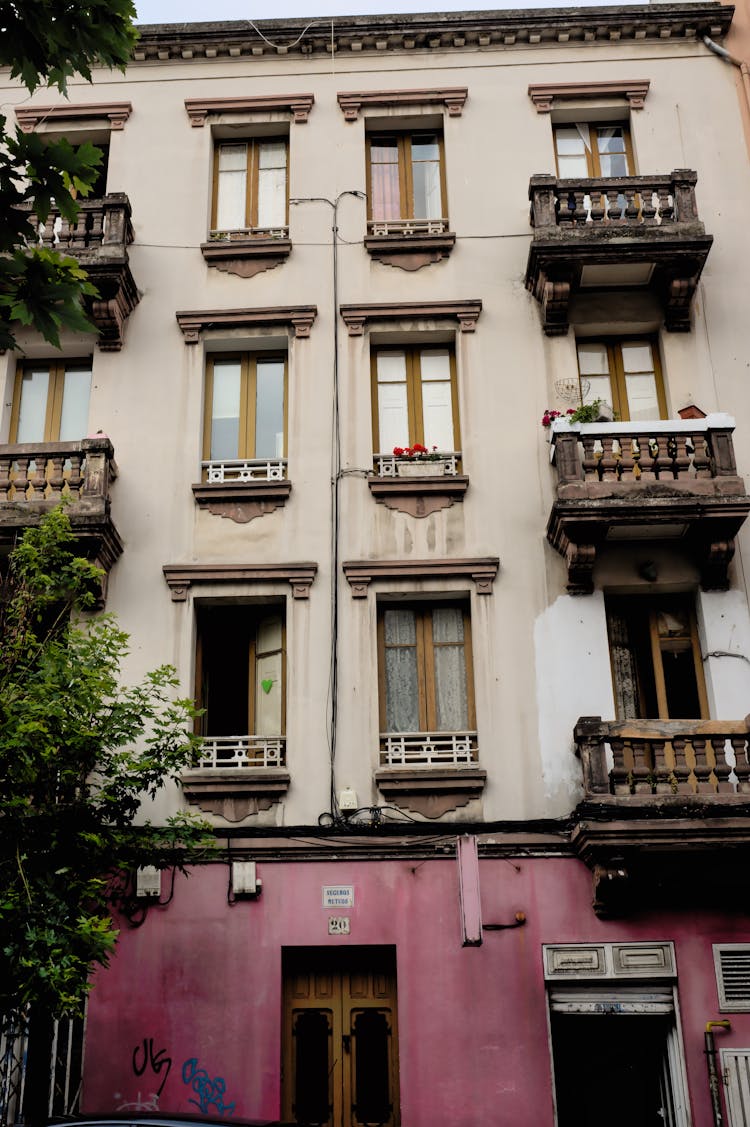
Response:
[261,678,274,694]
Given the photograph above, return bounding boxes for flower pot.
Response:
[396,461,445,477]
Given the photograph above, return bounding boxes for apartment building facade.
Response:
[3,4,750,1124]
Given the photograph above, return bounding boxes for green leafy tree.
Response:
[0,508,210,1067]
[0,0,138,349]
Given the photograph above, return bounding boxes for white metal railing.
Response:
[380,731,478,766]
[195,735,286,769]
[203,458,287,484]
[368,218,448,236]
[375,452,460,477]
[208,226,289,240]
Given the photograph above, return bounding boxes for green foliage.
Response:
[0,0,137,350]
[0,510,212,1015]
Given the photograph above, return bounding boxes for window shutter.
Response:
[715,947,750,1011]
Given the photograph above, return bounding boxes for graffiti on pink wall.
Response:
[113,1038,235,1116]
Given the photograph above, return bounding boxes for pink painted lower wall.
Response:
[82,855,750,1125]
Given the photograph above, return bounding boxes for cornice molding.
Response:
[163,562,318,601]
[340,300,482,336]
[175,305,317,342]
[15,102,133,132]
[184,93,314,126]
[342,557,500,596]
[528,79,650,113]
[133,7,733,61]
[337,87,467,121]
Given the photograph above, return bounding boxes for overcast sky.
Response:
[134,0,637,24]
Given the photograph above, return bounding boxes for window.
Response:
[367,133,447,226]
[204,353,286,468]
[372,347,459,459]
[211,139,288,234]
[606,595,708,721]
[576,339,666,421]
[378,604,474,736]
[195,604,285,763]
[553,123,634,178]
[10,360,91,443]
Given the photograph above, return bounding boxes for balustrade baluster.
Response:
[712,737,733,794]
[647,434,667,480]
[640,185,657,223]
[692,433,712,478]
[636,434,657,482]
[67,453,84,495]
[631,739,652,794]
[12,456,30,500]
[624,188,639,222]
[657,187,674,222]
[28,458,46,499]
[732,736,750,792]
[609,738,629,795]
[572,191,588,225]
[558,191,575,224]
[692,737,713,793]
[0,456,10,500]
[47,456,65,498]
[670,434,690,479]
[589,189,604,223]
[671,737,692,794]
[605,188,622,221]
[652,739,671,793]
[598,437,618,481]
[580,436,599,481]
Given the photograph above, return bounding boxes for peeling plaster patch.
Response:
[534,591,615,804]
[697,589,750,720]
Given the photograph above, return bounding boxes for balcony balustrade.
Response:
[21,194,139,350]
[525,169,713,334]
[200,225,292,277]
[0,436,122,593]
[375,731,486,818]
[364,216,455,269]
[575,716,750,799]
[368,452,468,517]
[192,458,291,523]
[182,734,290,821]
[547,415,750,593]
[193,735,286,770]
[380,731,478,767]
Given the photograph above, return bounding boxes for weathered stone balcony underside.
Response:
[23,194,140,350]
[547,416,750,593]
[572,715,750,917]
[0,436,122,591]
[525,169,712,334]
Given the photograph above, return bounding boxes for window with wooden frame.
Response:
[204,353,287,470]
[10,360,92,443]
[378,604,475,736]
[576,338,666,422]
[606,594,708,721]
[211,138,288,234]
[367,132,447,226]
[372,346,460,462]
[195,603,285,739]
[553,122,635,178]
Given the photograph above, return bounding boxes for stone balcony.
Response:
[547,415,750,594]
[0,436,122,594]
[181,735,290,822]
[22,194,140,350]
[525,169,713,335]
[572,715,750,916]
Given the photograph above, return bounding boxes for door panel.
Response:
[283,949,399,1127]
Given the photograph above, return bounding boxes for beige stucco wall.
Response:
[4,13,750,825]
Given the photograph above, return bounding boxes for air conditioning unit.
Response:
[136,866,162,899]
[232,860,261,898]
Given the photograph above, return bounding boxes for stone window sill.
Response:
[193,479,291,523]
[200,235,292,278]
[364,230,455,271]
[182,767,290,822]
[375,765,486,818]
[368,474,468,517]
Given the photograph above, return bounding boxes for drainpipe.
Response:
[705,1019,731,1127]
[704,37,750,136]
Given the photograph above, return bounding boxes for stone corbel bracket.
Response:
[337,87,468,121]
[184,93,314,126]
[163,562,318,601]
[527,80,650,114]
[15,102,133,131]
[343,557,499,597]
[176,305,317,343]
[340,299,481,336]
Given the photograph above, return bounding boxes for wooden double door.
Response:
[282,947,399,1127]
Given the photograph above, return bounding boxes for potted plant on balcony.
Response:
[392,444,446,477]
